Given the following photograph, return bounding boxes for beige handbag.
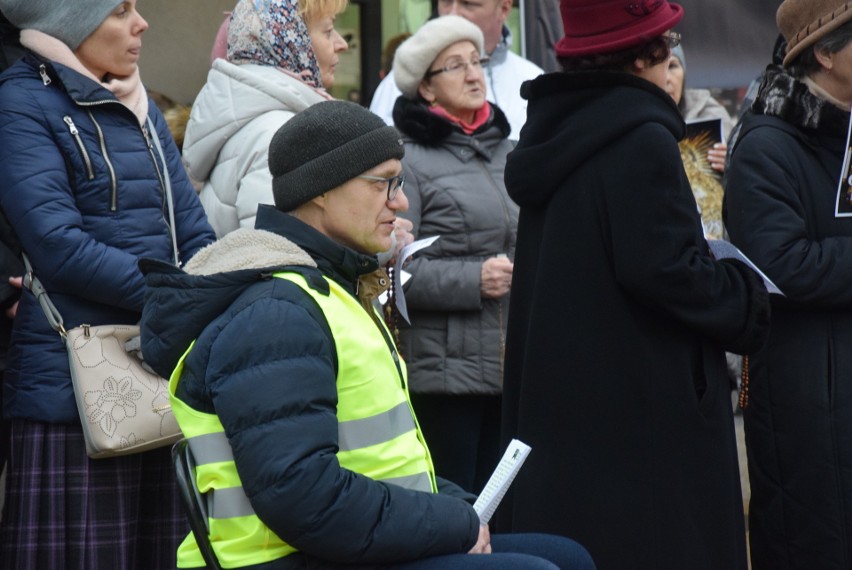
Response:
[23,254,182,458]
[21,118,183,458]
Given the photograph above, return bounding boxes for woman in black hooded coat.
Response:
[499,1,770,569]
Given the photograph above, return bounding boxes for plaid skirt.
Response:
[0,419,188,570]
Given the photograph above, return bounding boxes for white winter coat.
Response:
[183,60,330,236]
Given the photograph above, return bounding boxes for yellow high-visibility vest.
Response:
[171,270,436,568]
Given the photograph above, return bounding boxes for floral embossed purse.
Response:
[23,255,182,458]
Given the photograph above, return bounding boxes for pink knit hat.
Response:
[210,12,230,64]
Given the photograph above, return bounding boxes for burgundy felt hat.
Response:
[555,0,684,57]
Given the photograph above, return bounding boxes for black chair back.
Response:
[172,439,223,570]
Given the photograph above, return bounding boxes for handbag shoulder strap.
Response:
[146,116,179,266]
[21,252,66,337]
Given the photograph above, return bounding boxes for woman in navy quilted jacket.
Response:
[0,1,214,568]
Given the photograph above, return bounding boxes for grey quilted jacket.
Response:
[392,97,518,395]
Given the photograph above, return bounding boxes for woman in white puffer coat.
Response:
[184,0,346,237]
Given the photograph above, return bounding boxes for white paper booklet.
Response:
[473,439,531,525]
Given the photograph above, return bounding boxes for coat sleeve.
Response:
[149,109,215,264]
[603,123,768,354]
[725,124,852,308]
[208,283,479,563]
[0,90,148,311]
[368,73,400,127]
[398,162,484,312]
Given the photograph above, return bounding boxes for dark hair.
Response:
[381,32,411,77]
[787,19,852,79]
[557,36,670,73]
[772,34,787,66]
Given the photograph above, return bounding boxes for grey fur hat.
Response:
[269,101,405,212]
[0,0,123,50]
[393,15,484,100]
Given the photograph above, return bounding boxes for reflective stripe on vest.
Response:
[170,270,436,568]
[169,342,297,569]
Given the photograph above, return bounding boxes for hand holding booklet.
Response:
[707,240,784,296]
[473,439,531,525]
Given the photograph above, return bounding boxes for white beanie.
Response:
[0,0,123,50]
[393,15,484,100]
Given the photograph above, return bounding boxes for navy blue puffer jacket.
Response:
[0,54,215,423]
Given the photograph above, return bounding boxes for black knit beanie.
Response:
[269,100,405,212]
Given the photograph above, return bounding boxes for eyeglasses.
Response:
[662,32,681,49]
[357,174,405,201]
[425,57,490,78]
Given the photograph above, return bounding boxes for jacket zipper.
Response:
[368,301,406,389]
[477,158,513,252]
[38,64,51,86]
[63,117,95,180]
[86,111,118,211]
[476,155,511,379]
[140,122,176,256]
[40,61,126,212]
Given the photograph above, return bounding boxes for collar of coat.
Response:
[753,65,850,138]
[15,52,127,109]
[138,205,381,379]
[392,96,511,146]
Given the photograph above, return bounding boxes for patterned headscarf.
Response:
[227,0,323,88]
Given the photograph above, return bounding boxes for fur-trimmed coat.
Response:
[392,98,518,396]
[724,65,852,569]
[500,71,770,570]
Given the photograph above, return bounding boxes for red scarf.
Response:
[428,102,491,135]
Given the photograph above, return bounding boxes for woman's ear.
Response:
[418,80,435,104]
[630,57,647,72]
[814,45,833,73]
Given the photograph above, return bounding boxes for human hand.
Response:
[377,218,415,267]
[480,255,513,299]
[707,142,727,173]
[6,276,22,319]
[392,217,415,262]
[468,524,492,554]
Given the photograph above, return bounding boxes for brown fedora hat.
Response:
[777,0,852,66]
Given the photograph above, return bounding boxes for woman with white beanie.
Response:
[390,15,518,495]
[0,1,215,567]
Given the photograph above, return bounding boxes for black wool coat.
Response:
[499,72,769,570]
[724,66,852,570]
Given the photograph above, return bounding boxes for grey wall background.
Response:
[526,0,783,88]
[676,0,781,88]
[139,0,235,104]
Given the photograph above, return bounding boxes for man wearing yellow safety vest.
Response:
[139,100,595,570]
